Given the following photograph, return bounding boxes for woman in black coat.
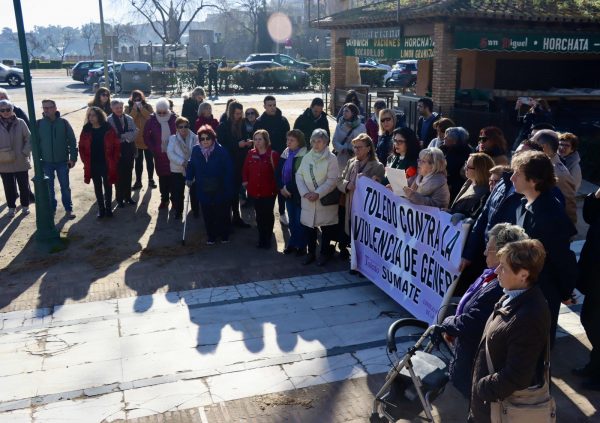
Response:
[440,126,472,202]
[181,87,204,126]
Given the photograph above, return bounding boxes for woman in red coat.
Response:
[242,129,280,249]
[79,106,121,218]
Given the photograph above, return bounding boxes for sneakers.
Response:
[279,214,289,226]
[22,207,30,216]
[7,208,16,218]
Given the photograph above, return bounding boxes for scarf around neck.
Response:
[156,113,172,152]
[282,147,305,185]
[339,116,360,130]
[200,142,215,161]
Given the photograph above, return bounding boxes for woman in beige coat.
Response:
[0,99,31,217]
[296,128,339,266]
[125,90,155,190]
[337,133,384,258]
[403,147,450,208]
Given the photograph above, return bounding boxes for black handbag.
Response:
[309,164,340,206]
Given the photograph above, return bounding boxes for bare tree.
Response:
[47,26,78,61]
[81,23,100,57]
[10,28,45,60]
[224,0,262,52]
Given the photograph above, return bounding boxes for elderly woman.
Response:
[338,134,385,259]
[242,129,280,249]
[276,129,308,255]
[296,128,340,266]
[167,117,198,220]
[194,102,219,133]
[558,132,582,191]
[375,108,397,164]
[427,117,455,149]
[185,125,233,244]
[244,107,259,135]
[469,239,550,423]
[332,103,366,172]
[477,126,509,165]
[403,147,450,208]
[144,98,177,210]
[442,223,529,398]
[0,99,31,217]
[449,152,495,219]
[181,87,204,126]
[126,90,155,190]
[441,126,472,201]
[383,127,421,186]
[79,107,120,218]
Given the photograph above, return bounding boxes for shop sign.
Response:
[455,30,600,53]
[345,36,434,59]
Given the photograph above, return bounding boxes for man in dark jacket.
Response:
[511,150,577,344]
[37,99,78,218]
[416,97,439,146]
[293,97,330,143]
[574,188,600,390]
[255,95,290,222]
[207,60,218,98]
[196,58,206,87]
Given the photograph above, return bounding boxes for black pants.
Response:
[116,144,135,202]
[1,171,30,208]
[158,174,170,203]
[582,292,600,375]
[337,206,350,249]
[134,148,154,182]
[92,173,112,210]
[170,173,185,213]
[304,224,336,256]
[253,196,276,246]
[231,169,243,220]
[208,77,218,96]
[201,201,230,241]
[277,192,286,215]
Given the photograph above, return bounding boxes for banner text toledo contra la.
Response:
[351,178,469,323]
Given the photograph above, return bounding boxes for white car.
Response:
[0,63,24,87]
[360,59,392,71]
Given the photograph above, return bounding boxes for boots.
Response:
[317,245,335,266]
[97,203,106,219]
[105,200,113,217]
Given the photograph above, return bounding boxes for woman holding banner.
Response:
[403,147,450,208]
[337,134,385,262]
[382,127,421,187]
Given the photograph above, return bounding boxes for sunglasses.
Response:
[199,136,212,141]
[393,138,405,144]
[100,93,109,97]
[245,112,255,116]
[177,125,189,129]
[0,109,12,113]
[478,136,488,141]
[381,117,392,123]
[157,111,168,115]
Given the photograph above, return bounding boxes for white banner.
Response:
[351,177,469,323]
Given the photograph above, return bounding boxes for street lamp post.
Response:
[12,0,61,250]
[98,0,109,89]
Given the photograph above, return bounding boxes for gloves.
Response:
[450,213,466,225]
[185,180,193,187]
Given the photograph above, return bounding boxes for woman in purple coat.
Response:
[144,98,177,209]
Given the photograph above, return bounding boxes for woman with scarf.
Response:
[375,108,397,164]
[337,133,385,261]
[243,107,259,136]
[0,99,31,217]
[403,147,450,208]
[79,106,120,218]
[126,90,155,190]
[332,103,366,173]
[144,98,177,210]
[87,87,111,115]
[296,129,339,266]
[276,129,308,255]
[441,223,529,398]
[194,102,219,133]
[186,125,233,244]
[167,117,198,220]
[242,129,280,249]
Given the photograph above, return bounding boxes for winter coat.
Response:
[194,115,219,133]
[337,158,385,235]
[37,112,77,163]
[440,142,473,202]
[181,97,202,128]
[293,108,331,143]
[216,119,250,171]
[406,172,450,208]
[296,149,339,228]
[143,114,177,177]
[332,119,366,171]
[125,102,153,150]
[13,106,30,127]
[365,115,378,144]
[449,180,490,219]
[0,118,31,173]
[382,154,418,186]
[167,131,198,174]
[254,108,290,154]
[275,147,307,204]
[417,112,440,145]
[185,142,233,205]
[468,286,550,423]
[442,272,503,398]
[78,124,120,184]
[242,148,280,198]
[578,193,600,296]
[375,132,394,165]
[550,153,577,225]
[107,113,138,147]
[561,151,582,192]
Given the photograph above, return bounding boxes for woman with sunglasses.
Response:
[244,107,259,135]
[167,117,198,220]
[477,127,509,166]
[375,108,397,164]
[88,87,111,115]
[186,125,233,244]
[332,103,366,173]
[383,127,421,188]
[449,152,494,219]
[144,98,177,210]
[125,90,155,190]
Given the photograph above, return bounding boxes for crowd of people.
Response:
[1,85,599,417]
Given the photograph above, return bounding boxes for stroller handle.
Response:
[386,318,429,353]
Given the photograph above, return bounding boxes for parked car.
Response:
[358,62,379,69]
[243,53,311,69]
[86,62,122,86]
[119,62,152,94]
[232,61,309,89]
[71,60,113,83]
[0,63,24,87]
[384,60,418,87]
[359,59,392,71]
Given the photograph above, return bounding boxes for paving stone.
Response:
[33,392,125,422]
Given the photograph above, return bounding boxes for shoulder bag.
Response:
[485,336,556,423]
[0,147,16,163]
[309,163,340,206]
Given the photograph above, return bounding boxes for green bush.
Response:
[360,68,386,87]
[306,68,331,89]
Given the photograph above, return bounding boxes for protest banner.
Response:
[350,177,469,323]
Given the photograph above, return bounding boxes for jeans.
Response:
[42,162,72,212]
[134,148,154,182]
[92,173,112,210]
[304,224,336,256]
[201,201,230,241]
[253,196,276,246]
[285,199,306,249]
[1,171,30,208]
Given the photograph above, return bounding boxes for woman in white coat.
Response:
[296,128,340,266]
[167,116,198,220]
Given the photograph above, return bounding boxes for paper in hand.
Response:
[385,167,408,196]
